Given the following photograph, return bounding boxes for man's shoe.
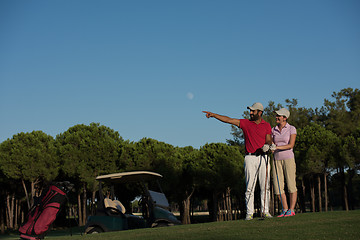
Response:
[245,214,253,220]
[285,209,295,217]
[265,213,273,218]
[277,210,287,217]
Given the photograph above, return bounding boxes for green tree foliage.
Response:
[296,123,340,176]
[119,138,180,201]
[262,100,282,127]
[295,123,340,212]
[119,139,201,223]
[118,140,137,171]
[263,99,317,129]
[284,99,319,129]
[199,143,243,220]
[56,123,123,190]
[55,123,123,225]
[321,88,360,137]
[120,138,176,173]
[226,125,244,148]
[320,88,360,210]
[339,128,360,210]
[341,128,360,170]
[199,143,243,190]
[0,131,59,208]
[172,146,201,196]
[170,146,200,224]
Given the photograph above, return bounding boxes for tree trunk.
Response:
[91,190,97,215]
[310,178,315,212]
[209,192,218,222]
[222,194,227,221]
[225,187,232,221]
[324,173,328,212]
[180,188,194,224]
[21,179,30,210]
[31,179,41,207]
[217,199,223,222]
[317,175,322,212]
[6,193,15,229]
[343,185,349,211]
[1,195,4,234]
[77,193,83,226]
[348,169,355,210]
[31,181,35,207]
[14,199,19,229]
[340,168,349,211]
[82,185,87,226]
[181,197,191,224]
[301,179,306,213]
[21,210,24,227]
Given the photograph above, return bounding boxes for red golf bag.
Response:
[19,182,72,240]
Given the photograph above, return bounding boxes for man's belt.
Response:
[245,149,265,156]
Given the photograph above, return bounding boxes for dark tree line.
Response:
[0,88,359,233]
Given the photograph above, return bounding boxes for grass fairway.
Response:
[3,210,360,240]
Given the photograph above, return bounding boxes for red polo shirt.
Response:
[239,119,271,153]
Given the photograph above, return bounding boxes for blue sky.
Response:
[1,0,359,148]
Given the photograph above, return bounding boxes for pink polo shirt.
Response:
[272,123,297,160]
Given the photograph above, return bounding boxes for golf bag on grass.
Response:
[19,182,73,240]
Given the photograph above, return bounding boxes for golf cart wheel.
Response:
[152,222,174,228]
[85,226,104,234]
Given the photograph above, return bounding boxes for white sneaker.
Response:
[245,214,253,220]
[265,213,273,218]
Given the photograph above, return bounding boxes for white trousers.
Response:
[244,154,271,215]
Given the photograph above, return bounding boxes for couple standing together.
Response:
[203,102,297,220]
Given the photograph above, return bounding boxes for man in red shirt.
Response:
[203,102,272,220]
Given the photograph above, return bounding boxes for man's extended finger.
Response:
[202,111,211,118]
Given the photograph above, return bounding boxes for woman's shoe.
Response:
[277,209,288,217]
[285,209,295,217]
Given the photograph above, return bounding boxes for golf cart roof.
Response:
[96,171,163,183]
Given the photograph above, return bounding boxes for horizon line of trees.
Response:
[0,87,359,234]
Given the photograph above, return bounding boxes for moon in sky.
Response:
[187,92,194,100]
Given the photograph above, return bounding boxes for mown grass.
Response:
[2,210,360,240]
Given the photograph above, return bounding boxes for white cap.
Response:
[247,102,264,111]
[275,108,290,118]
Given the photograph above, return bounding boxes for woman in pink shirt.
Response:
[271,108,297,217]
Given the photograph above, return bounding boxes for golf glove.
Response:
[262,144,270,152]
[270,143,277,151]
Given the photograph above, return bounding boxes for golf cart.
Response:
[84,171,181,234]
